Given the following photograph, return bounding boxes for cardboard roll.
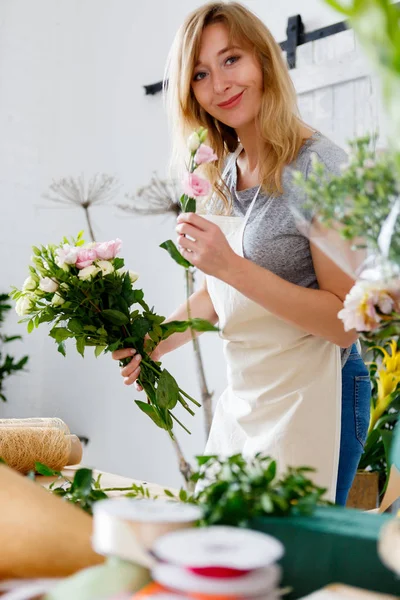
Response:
[152,562,281,597]
[152,526,284,571]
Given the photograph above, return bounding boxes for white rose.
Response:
[128,270,139,284]
[55,244,79,267]
[187,132,201,152]
[52,292,65,306]
[96,260,114,276]
[15,295,34,316]
[39,277,58,293]
[118,268,139,284]
[23,276,37,291]
[78,265,100,281]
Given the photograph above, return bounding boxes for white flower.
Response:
[15,295,34,316]
[128,270,139,284]
[78,265,100,281]
[363,158,375,169]
[52,292,65,306]
[55,244,79,268]
[22,276,37,291]
[338,280,399,332]
[356,167,364,179]
[39,277,58,293]
[339,161,349,172]
[118,268,139,284]
[187,132,201,152]
[96,260,114,276]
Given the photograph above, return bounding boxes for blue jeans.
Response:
[336,344,371,505]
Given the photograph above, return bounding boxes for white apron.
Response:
[204,147,342,501]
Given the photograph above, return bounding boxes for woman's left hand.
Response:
[176,213,238,278]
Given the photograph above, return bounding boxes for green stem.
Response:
[170,412,191,435]
[179,388,201,407]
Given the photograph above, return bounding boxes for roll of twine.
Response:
[0,427,80,473]
[0,417,70,434]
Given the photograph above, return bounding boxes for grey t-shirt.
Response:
[225,131,351,365]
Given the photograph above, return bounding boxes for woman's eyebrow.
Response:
[195,45,241,67]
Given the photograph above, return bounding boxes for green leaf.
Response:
[76,337,85,357]
[57,342,66,356]
[161,319,218,340]
[68,318,84,334]
[50,327,73,343]
[35,462,60,477]
[164,488,175,498]
[27,319,34,334]
[71,468,93,496]
[113,257,124,270]
[102,309,129,325]
[190,318,219,332]
[160,240,192,269]
[156,369,180,410]
[135,401,166,430]
[95,345,106,357]
[184,197,196,213]
[179,488,188,502]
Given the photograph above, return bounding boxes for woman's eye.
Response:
[193,71,207,82]
[225,55,240,66]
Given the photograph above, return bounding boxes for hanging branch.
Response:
[43,174,120,243]
[120,175,214,440]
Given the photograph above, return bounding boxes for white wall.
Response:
[0,0,349,488]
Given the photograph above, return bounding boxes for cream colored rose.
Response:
[15,295,34,316]
[187,132,201,152]
[96,260,114,276]
[23,276,38,291]
[52,292,65,306]
[39,277,58,293]
[78,265,100,281]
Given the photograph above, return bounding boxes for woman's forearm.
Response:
[223,255,357,348]
[157,284,218,357]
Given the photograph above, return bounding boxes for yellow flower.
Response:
[369,340,400,433]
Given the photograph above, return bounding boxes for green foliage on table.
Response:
[34,462,154,515]
[0,293,29,402]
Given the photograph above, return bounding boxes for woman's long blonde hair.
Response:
[165,1,306,213]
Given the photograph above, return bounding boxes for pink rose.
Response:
[182,173,211,198]
[194,144,218,165]
[76,248,97,269]
[95,238,122,260]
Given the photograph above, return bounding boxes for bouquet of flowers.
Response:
[11,232,217,438]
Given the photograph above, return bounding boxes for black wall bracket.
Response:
[144,3,399,94]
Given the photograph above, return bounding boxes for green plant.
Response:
[293,136,400,262]
[34,462,155,515]
[0,293,29,402]
[358,340,400,493]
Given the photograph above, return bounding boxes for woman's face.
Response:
[191,22,263,131]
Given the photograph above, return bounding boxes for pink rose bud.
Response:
[75,248,98,269]
[182,173,211,198]
[95,238,122,260]
[194,144,218,165]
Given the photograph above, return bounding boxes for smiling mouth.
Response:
[217,90,244,108]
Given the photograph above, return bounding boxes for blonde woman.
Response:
[113,2,370,504]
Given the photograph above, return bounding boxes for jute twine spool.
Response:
[0,421,82,473]
[0,417,70,434]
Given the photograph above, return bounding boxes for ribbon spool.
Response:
[0,418,82,473]
[151,526,284,598]
[92,498,203,569]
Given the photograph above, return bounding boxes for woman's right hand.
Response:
[112,344,163,391]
